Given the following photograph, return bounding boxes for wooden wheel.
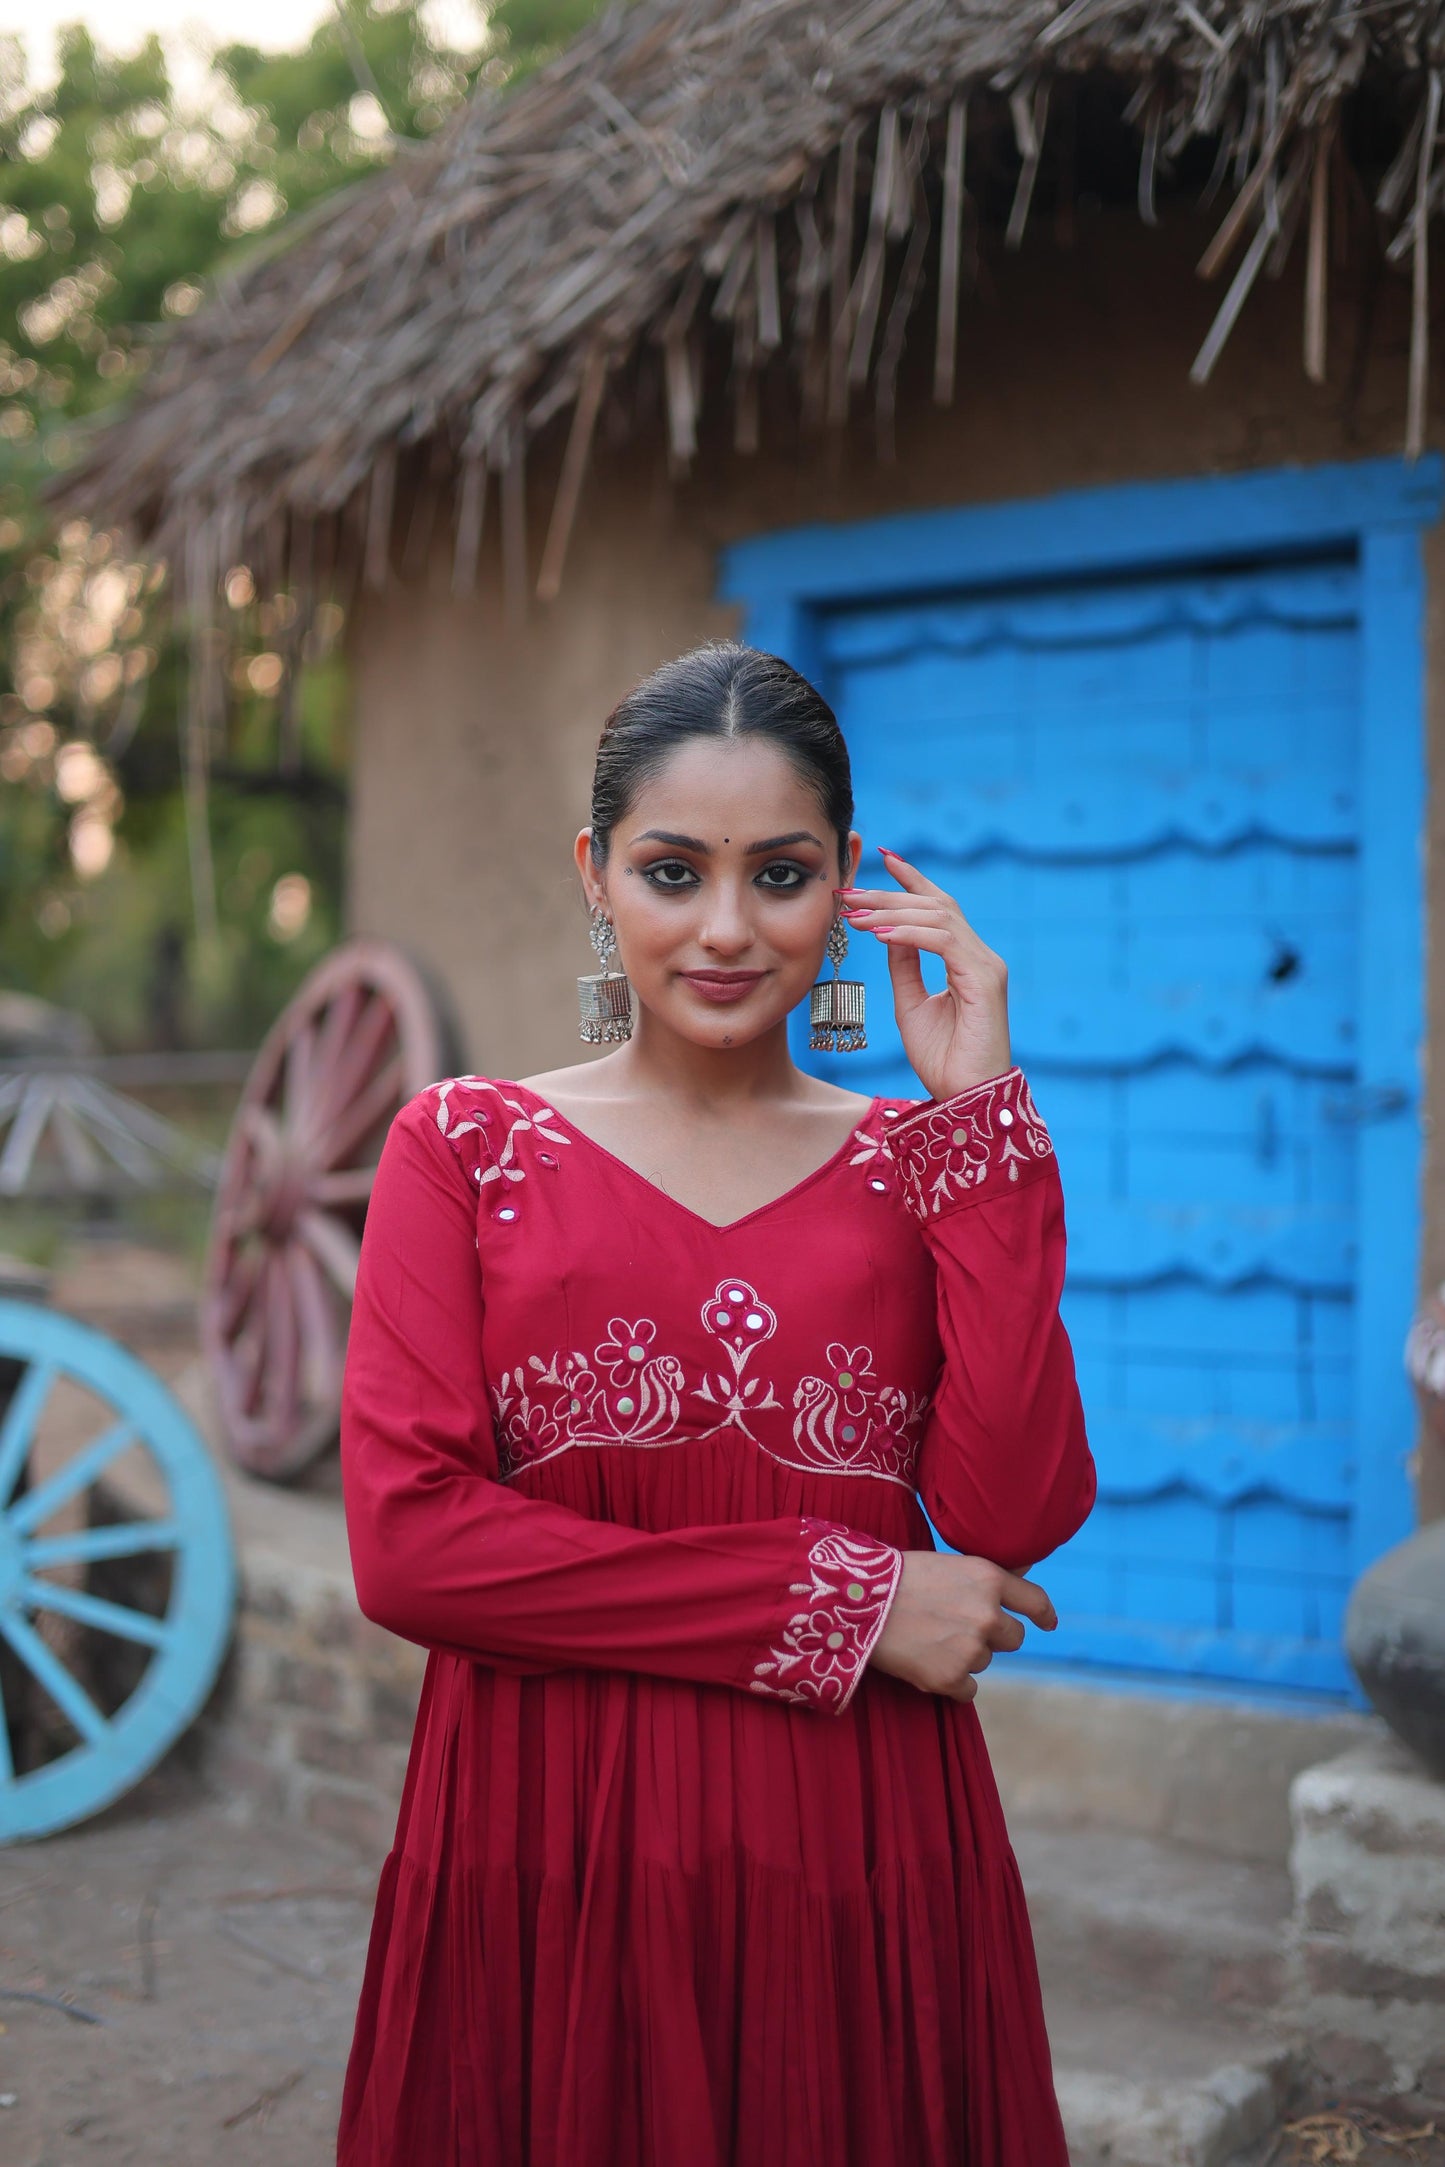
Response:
[0,1300,235,1841]
[203,942,454,1478]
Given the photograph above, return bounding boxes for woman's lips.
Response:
[679,971,767,1005]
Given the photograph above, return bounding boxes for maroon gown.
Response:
[336,1064,1095,2167]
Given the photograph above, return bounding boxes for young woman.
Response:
[336,642,1095,2167]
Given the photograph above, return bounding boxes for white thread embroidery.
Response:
[790,1342,928,1487]
[750,1522,903,1712]
[441,1091,932,1485]
[694,1279,783,1437]
[888,1067,1053,1219]
[491,1315,686,1467]
[432,1077,571,1187]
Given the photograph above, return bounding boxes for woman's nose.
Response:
[698,890,753,953]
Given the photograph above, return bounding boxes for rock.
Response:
[1344,1522,1445,1777]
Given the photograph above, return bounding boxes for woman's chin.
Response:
[641,990,797,1049]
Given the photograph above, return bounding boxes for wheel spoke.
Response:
[215,1244,263,1339]
[0,1362,56,1510]
[296,1209,361,1299]
[316,1055,404,1171]
[23,1577,169,1651]
[238,1103,284,1175]
[230,1312,266,1414]
[0,1078,54,1194]
[309,982,367,1110]
[25,1519,182,1568]
[311,993,396,1139]
[306,1166,376,1207]
[262,1248,300,1428]
[288,1242,343,1407]
[8,1420,137,1537]
[0,1610,107,1745]
[0,1668,14,1784]
[282,1019,319,1148]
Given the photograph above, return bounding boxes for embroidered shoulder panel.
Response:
[887,1066,1054,1221]
[436,1090,936,1490]
[429,1076,572,1188]
[749,1520,903,1714]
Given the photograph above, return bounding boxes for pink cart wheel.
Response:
[202,942,455,1478]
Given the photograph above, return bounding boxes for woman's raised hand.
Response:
[839,848,1011,1101]
[868,1551,1058,1702]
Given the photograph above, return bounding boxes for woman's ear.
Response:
[844,830,864,886]
[574,828,604,912]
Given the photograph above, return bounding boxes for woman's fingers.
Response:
[987,1614,1027,1655]
[882,928,928,1006]
[876,847,944,897]
[999,1572,1058,1631]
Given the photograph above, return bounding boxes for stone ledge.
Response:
[194,1528,422,1858]
[977,1672,1375,1865]
[1287,1737,1445,2091]
[1056,2048,1296,2167]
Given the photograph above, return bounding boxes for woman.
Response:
[336,642,1095,2167]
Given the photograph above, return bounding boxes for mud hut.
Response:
[64,0,1445,1708]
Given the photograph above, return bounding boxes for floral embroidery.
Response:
[788,1343,928,1488]
[750,1521,903,1713]
[459,1098,935,1487]
[432,1076,571,1188]
[491,1315,686,1472]
[847,1124,892,1170]
[694,1279,783,1438]
[888,1067,1054,1220]
[489,1289,929,1488]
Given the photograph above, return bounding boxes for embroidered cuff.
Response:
[887,1066,1055,1222]
[749,1519,903,1714]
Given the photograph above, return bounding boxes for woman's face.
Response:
[576,736,863,1051]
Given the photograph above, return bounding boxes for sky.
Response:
[6,0,486,90]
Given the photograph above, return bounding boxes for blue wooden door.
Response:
[802,553,1388,1699]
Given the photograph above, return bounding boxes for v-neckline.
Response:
[507,1079,883,1236]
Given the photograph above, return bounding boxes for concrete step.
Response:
[1011,1820,1299,2165]
[1016,1821,1291,2019]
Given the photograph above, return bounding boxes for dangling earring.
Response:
[578,904,633,1043]
[810,912,867,1052]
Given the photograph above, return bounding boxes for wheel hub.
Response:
[258,1156,307,1240]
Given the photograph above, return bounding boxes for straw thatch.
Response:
[58,0,1445,620]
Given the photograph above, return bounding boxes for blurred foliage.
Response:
[0,0,608,1052]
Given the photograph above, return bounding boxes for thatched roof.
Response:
[59,0,1445,615]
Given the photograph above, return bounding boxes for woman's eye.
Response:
[757,862,806,890]
[642,860,698,890]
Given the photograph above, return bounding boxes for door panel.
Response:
[806,555,1364,1696]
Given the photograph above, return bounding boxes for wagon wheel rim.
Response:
[0,1300,235,1842]
[203,941,449,1478]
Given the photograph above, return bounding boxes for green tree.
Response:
[0,0,606,1049]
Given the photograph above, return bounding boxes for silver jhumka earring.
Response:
[577,905,633,1043]
[809,913,866,1052]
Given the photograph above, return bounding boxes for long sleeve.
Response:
[339,1093,901,1713]
[887,1067,1095,1573]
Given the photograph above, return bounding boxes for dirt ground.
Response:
[3,1761,1444,2167]
[1265,2097,1445,2167]
[0,1763,372,2167]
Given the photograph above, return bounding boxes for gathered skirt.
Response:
[336,1450,1069,2167]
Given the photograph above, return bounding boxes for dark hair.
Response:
[588,641,854,872]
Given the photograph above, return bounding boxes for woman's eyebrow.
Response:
[632,829,824,853]
[746,831,823,854]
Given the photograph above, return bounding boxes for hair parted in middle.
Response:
[587,642,855,871]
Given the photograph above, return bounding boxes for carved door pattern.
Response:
[808,555,1374,1697]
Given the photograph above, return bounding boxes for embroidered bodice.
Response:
[341,1067,1092,1718]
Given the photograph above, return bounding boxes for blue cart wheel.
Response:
[0,1300,236,1841]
